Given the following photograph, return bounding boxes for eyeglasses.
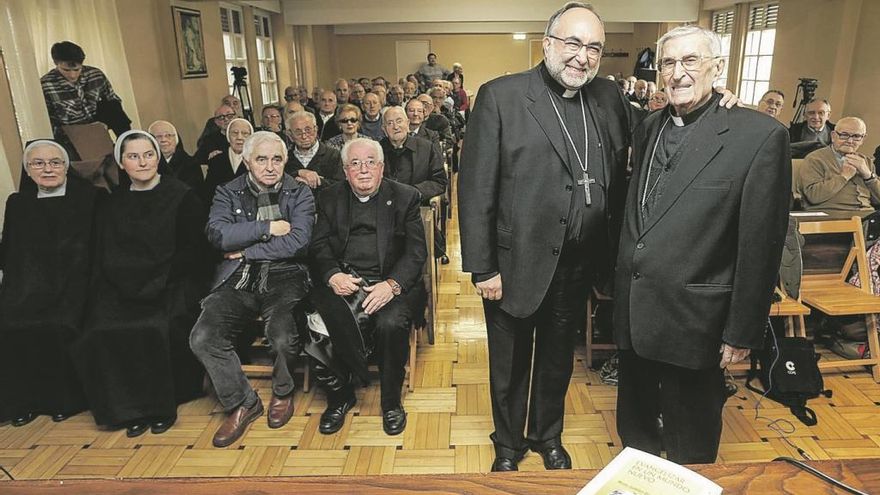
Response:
[384,118,406,127]
[291,127,315,137]
[215,112,236,122]
[124,150,157,162]
[833,131,866,142]
[546,34,603,59]
[658,55,720,74]
[338,118,359,124]
[760,98,784,108]
[151,132,176,140]
[346,159,380,170]
[253,155,285,166]
[28,159,66,170]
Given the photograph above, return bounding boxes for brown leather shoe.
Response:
[212,397,264,448]
[267,393,294,429]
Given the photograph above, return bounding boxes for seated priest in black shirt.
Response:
[379,106,447,202]
[204,118,253,202]
[308,138,427,437]
[71,130,209,439]
[285,111,344,191]
[0,140,101,426]
[190,131,315,448]
[148,120,205,191]
[194,103,236,165]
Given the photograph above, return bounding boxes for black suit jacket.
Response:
[204,151,246,202]
[310,179,427,293]
[458,63,637,317]
[614,104,791,370]
[380,136,447,202]
[314,111,342,141]
[285,143,344,191]
[413,125,440,146]
[789,121,835,143]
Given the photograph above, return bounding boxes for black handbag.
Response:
[746,334,832,426]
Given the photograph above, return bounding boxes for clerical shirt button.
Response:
[559,218,567,225]
[235,209,242,214]
[552,247,560,256]
[632,272,641,280]
[565,184,573,191]
[636,242,645,249]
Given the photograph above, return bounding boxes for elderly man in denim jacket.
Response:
[190,131,315,448]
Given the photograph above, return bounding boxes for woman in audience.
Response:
[204,118,253,201]
[326,104,370,150]
[0,140,102,426]
[71,130,209,438]
[148,120,204,191]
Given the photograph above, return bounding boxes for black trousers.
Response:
[311,284,420,411]
[483,243,590,459]
[616,350,727,464]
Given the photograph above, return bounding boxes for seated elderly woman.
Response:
[204,118,253,202]
[0,140,102,426]
[308,138,427,437]
[326,103,371,151]
[71,130,209,438]
[148,120,204,191]
[190,131,314,448]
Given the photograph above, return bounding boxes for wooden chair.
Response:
[406,204,440,391]
[799,216,880,381]
[241,316,311,393]
[585,288,615,369]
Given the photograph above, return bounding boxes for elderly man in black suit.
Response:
[309,138,427,437]
[285,111,344,191]
[614,25,790,465]
[379,106,447,203]
[789,99,835,158]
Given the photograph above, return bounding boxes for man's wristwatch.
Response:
[386,278,402,296]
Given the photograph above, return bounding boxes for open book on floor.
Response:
[578,447,722,495]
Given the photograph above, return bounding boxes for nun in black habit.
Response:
[0,140,101,426]
[71,130,210,438]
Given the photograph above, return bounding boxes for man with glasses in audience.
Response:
[614,25,789,465]
[190,131,315,448]
[756,89,784,121]
[308,138,427,437]
[195,103,236,165]
[285,111,344,191]
[800,117,876,212]
[790,98,835,146]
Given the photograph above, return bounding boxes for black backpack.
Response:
[746,334,831,426]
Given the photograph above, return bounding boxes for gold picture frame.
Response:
[172,6,208,79]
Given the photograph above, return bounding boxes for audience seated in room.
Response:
[800,117,877,213]
[70,130,209,439]
[307,138,427,437]
[0,140,101,427]
[190,131,315,448]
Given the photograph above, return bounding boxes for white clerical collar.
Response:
[131,175,161,191]
[37,182,67,198]
[562,89,578,99]
[671,115,685,127]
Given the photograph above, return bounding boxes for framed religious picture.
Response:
[172,6,208,78]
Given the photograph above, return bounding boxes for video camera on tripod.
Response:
[790,77,819,127]
[229,66,253,124]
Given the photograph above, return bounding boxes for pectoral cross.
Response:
[578,171,596,206]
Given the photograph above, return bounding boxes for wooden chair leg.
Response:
[866,313,880,382]
[302,361,310,393]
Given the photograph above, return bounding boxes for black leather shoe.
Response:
[11,413,36,427]
[51,413,70,423]
[151,417,176,434]
[490,457,519,472]
[536,445,572,470]
[319,396,357,435]
[126,422,149,438]
[382,407,407,436]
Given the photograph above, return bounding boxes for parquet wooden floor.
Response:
[2,192,880,481]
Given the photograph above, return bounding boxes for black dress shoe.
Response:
[536,445,572,470]
[126,422,149,438]
[51,413,70,423]
[11,413,36,427]
[382,407,407,436]
[490,457,519,472]
[319,396,357,435]
[150,417,176,434]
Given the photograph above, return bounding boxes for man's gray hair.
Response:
[657,25,722,60]
[286,110,316,130]
[382,105,407,124]
[341,137,384,165]
[545,2,602,36]
[242,131,288,164]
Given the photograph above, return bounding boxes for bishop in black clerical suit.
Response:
[458,5,638,471]
[71,131,210,438]
[0,141,101,425]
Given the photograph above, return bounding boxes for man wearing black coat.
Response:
[379,106,447,203]
[458,4,637,472]
[614,26,790,464]
[308,138,427,437]
[285,111,344,191]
